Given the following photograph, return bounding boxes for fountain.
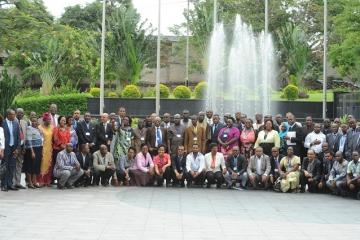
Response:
[206,15,277,119]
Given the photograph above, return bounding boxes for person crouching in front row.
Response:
[93,144,116,187]
[129,143,155,186]
[204,143,227,188]
[185,143,205,188]
[53,143,83,189]
[153,144,172,187]
[247,147,271,190]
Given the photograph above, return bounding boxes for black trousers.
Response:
[300,172,319,193]
[172,169,186,186]
[206,171,224,186]
[74,171,92,186]
[93,169,115,186]
[186,171,205,186]
[155,166,172,186]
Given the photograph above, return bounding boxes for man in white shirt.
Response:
[247,147,271,189]
[304,123,326,154]
[185,143,205,187]
[49,103,59,127]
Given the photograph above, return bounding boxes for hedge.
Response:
[13,93,91,116]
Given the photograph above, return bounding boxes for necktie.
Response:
[156,127,162,145]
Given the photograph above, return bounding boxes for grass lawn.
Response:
[271,90,334,102]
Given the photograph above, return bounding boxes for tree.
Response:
[329,0,360,82]
[0,69,22,114]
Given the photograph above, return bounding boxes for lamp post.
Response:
[155,0,161,115]
[185,0,190,86]
[322,0,328,119]
[99,0,106,115]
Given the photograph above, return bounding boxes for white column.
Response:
[322,0,328,119]
[99,0,106,115]
[155,0,161,115]
[185,0,190,86]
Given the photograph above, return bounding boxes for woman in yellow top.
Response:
[278,146,301,192]
[254,120,280,156]
[36,113,54,187]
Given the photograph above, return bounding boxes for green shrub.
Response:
[13,93,90,116]
[52,83,79,95]
[173,85,192,99]
[121,85,142,98]
[89,87,100,97]
[283,84,299,100]
[0,69,22,114]
[194,81,207,99]
[107,91,118,98]
[143,88,155,98]
[151,84,170,98]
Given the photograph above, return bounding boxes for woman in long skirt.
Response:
[24,117,43,188]
[36,113,53,187]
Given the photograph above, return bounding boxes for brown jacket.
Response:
[184,125,206,153]
[145,126,169,152]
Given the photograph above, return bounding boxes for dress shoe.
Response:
[15,184,26,189]
[1,187,8,192]
[8,186,19,191]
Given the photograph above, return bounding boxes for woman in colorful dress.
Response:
[254,119,280,157]
[37,113,54,187]
[112,116,134,162]
[52,115,71,181]
[239,118,256,160]
[217,117,240,159]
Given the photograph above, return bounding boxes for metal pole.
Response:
[99,0,106,115]
[155,0,161,115]
[185,0,190,87]
[213,0,217,27]
[265,0,269,35]
[322,0,327,119]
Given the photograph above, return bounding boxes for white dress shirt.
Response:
[0,127,4,150]
[304,131,326,153]
[186,152,205,172]
[256,156,262,175]
[204,152,225,173]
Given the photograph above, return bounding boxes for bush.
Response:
[0,69,22,114]
[121,85,142,98]
[107,91,118,98]
[52,83,79,95]
[150,84,169,98]
[89,87,100,97]
[283,84,299,100]
[194,81,207,99]
[16,88,40,99]
[13,93,90,116]
[173,85,192,99]
[143,88,155,98]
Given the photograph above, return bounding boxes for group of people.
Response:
[0,105,359,199]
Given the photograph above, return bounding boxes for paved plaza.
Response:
[0,185,359,240]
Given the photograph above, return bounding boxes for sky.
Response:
[42,0,190,35]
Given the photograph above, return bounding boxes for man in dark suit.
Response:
[1,109,21,191]
[76,112,96,152]
[115,106,126,129]
[224,146,248,189]
[326,123,341,154]
[300,149,322,193]
[75,144,93,187]
[269,147,284,186]
[94,113,113,151]
[284,113,303,158]
[335,123,349,159]
[346,132,360,160]
[207,114,224,148]
[171,145,187,187]
[145,116,169,156]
